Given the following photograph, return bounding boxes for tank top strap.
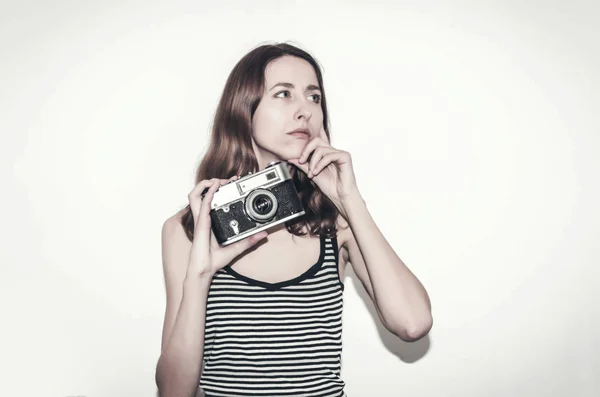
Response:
[319,232,344,291]
[321,233,338,265]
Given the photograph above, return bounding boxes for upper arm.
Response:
[337,216,376,303]
[159,212,192,353]
[339,222,391,328]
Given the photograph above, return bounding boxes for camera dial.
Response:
[265,161,281,168]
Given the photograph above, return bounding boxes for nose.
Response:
[294,102,312,121]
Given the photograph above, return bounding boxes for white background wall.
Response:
[1,1,598,396]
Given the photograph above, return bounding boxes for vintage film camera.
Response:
[203,161,306,246]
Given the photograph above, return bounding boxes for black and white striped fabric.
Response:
[199,234,346,397]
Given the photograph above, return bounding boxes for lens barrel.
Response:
[245,189,278,222]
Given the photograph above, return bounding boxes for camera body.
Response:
[206,161,305,246]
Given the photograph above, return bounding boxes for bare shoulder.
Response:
[162,209,189,243]
[161,209,192,280]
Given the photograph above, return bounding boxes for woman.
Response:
[155,42,433,397]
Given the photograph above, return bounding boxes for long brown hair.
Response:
[180,42,338,241]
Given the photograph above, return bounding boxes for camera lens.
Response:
[253,194,272,214]
[245,189,278,222]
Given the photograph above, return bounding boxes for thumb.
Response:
[222,230,269,261]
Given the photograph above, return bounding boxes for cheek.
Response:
[312,112,324,128]
[252,107,284,139]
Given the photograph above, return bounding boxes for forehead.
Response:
[264,55,318,86]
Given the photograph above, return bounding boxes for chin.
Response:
[273,149,302,162]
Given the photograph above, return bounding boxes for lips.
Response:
[287,128,310,138]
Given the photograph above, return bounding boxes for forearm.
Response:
[342,193,432,337]
[156,275,212,397]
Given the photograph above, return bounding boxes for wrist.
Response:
[184,268,215,284]
[182,274,213,300]
[340,189,364,214]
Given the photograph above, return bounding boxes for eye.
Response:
[274,90,322,104]
[274,90,291,99]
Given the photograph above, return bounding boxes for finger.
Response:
[309,146,335,174]
[206,176,238,248]
[201,175,238,193]
[196,180,221,233]
[299,137,329,164]
[298,139,317,164]
[188,179,218,223]
[221,230,269,262]
[288,158,309,175]
[223,175,239,185]
[311,151,344,177]
[203,176,238,196]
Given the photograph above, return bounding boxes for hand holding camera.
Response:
[186,176,269,278]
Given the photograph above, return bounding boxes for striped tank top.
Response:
[199,233,346,397]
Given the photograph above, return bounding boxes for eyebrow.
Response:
[268,82,321,92]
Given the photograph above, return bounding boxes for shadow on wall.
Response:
[346,265,431,363]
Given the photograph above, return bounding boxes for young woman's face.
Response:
[251,55,324,169]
